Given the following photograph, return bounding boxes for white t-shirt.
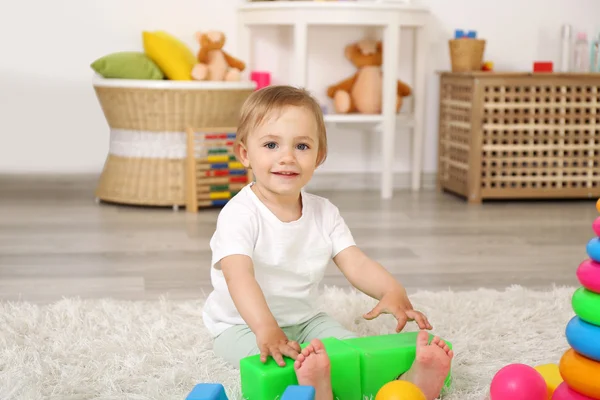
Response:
[202,183,356,338]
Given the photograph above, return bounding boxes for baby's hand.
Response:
[255,325,301,367]
[363,289,432,332]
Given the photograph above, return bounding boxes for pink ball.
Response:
[593,217,600,237]
[490,364,547,400]
[552,382,595,399]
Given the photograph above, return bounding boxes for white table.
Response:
[237,1,430,198]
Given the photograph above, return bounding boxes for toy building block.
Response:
[240,337,362,400]
[281,385,316,400]
[343,332,453,399]
[186,383,228,400]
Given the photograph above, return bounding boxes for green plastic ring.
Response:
[572,287,600,326]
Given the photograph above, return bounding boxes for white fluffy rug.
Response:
[0,285,577,400]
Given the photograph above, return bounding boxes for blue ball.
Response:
[586,238,600,263]
[565,316,600,362]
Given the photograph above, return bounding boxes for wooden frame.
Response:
[437,72,600,203]
[185,126,254,212]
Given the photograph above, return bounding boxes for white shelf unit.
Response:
[237,1,430,198]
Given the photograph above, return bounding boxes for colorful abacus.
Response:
[553,198,600,399]
[185,127,252,212]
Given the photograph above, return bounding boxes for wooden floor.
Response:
[0,175,597,304]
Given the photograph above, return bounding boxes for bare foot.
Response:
[294,339,333,400]
[399,331,454,400]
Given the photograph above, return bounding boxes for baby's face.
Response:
[243,105,320,198]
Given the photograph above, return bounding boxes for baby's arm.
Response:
[334,247,432,331]
[333,246,432,332]
[220,254,301,366]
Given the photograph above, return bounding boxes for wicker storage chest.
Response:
[92,75,255,207]
[437,72,600,203]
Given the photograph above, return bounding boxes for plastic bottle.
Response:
[573,32,589,72]
[590,33,600,72]
[560,24,571,72]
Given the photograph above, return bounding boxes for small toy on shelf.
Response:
[250,70,271,90]
[191,31,246,81]
[481,61,494,71]
[533,61,553,72]
[326,38,412,114]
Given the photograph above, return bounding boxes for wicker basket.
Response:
[92,75,256,207]
[448,39,486,72]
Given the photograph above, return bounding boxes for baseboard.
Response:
[0,172,438,191]
[305,172,437,191]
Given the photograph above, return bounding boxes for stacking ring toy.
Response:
[597,198,600,213]
[594,217,600,237]
[565,316,600,362]
[552,382,595,400]
[576,259,600,294]
[572,287,600,325]
[559,348,600,399]
[586,238,600,263]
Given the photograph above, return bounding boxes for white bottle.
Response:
[590,33,600,72]
[573,32,589,72]
[560,24,572,72]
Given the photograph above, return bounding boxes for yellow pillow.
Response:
[142,31,196,80]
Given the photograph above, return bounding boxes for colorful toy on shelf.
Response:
[454,29,477,39]
[481,61,494,71]
[240,332,452,400]
[326,38,412,114]
[250,71,271,90]
[533,61,553,72]
[184,127,252,212]
[191,31,246,81]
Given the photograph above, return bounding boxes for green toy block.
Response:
[240,337,362,400]
[343,332,453,399]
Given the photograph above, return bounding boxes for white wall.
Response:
[1,0,598,176]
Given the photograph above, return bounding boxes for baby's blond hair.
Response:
[235,85,328,166]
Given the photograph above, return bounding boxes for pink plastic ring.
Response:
[552,382,595,399]
[577,259,600,294]
[593,217,600,237]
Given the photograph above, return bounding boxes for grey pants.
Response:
[212,312,358,367]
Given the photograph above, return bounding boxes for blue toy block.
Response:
[454,29,465,39]
[466,30,477,38]
[281,385,316,400]
[186,383,228,400]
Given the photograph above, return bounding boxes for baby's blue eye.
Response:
[264,142,277,149]
[297,143,309,150]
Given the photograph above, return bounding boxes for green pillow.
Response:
[91,51,164,79]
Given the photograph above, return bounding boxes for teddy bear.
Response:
[326,38,412,114]
[191,31,246,81]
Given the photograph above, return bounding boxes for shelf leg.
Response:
[293,22,308,88]
[237,19,252,81]
[411,25,428,191]
[381,23,400,199]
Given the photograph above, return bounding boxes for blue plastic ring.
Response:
[586,238,600,263]
[565,316,600,362]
